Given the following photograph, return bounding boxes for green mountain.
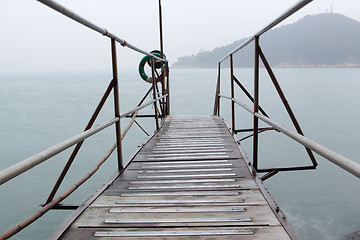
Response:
[173,13,360,68]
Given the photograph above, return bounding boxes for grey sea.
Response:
[0,68,359,240]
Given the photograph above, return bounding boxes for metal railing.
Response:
[213,0,360,180]
[36,0,166,62]
[220,95,360,179]
[0,95,167,186]
[0,0,169,239]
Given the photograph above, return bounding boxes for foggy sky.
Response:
[1,0,359,72]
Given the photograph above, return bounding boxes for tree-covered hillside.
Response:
[173,13,360,68]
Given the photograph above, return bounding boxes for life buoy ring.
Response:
[138,51,166,83]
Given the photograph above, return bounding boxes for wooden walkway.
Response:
[54,115,296,239]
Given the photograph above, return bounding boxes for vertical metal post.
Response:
[151,58,160,130]
[166,63,170,115]
[158,0,164,115]
[158,0,169,116]
[158,0,164,58]
[230,54,235,134]
[217,63,221,116]
[154,83,165,116]
[111,38,123,170]
[161,73,166,116]
[213,62,221,115]
[253,36,260,171]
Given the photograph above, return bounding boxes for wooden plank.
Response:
[55,116,294,240]
[60,227,291,240]
[73,206,279,228]
[92,189,268,206]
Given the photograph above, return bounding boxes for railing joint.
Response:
[260,170,279,181]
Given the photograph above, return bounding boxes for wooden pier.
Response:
[53,115,297,239]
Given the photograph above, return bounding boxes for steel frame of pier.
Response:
[51,115,300,240]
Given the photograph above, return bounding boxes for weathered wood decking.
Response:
[54,115,296,239]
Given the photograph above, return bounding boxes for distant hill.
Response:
[173,13,360,68]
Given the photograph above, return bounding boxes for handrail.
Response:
[219,94,360,179]
[0,143,117,240]
[0,110,143,240]
[219,0,313,63]
[0,94,167,186]
[36,0,166,62]
[1,1,170,238]
[215,1,318,175]
[0,118,118,186]
[119,94,167,119]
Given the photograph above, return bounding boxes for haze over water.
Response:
[0,68,359,239]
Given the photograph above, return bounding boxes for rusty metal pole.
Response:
[45,80,115,204]
[166,63,170,115]
[155,83,165,116]
[151,58,160,130]
[158,0,168,116]
[232,75,269,118]
[111,38,123,170]
[161,71,166,116]
[217,62,221,115]
[253,36,260,171]
[258,46,317,167]
[217,63,221,116]
[158,0,164,58]
[213,62,221,116]
[230,54,235,134]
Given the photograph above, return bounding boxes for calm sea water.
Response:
[0,68,359,239]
